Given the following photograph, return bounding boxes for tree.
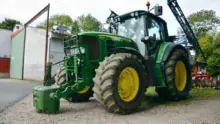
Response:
[208,33,220,76]
[76,14,101,33]
[36,14,73,31]
[36,14,102,34]
[0,18,21,30]
[197,32,220,76]
[177,10,220,76]
[178,10,220,39]
[71,20,80,34]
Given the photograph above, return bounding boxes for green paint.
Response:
[73,33,135,88]
[154,64,165,87]
[40,32,136,101]
[156,42,171,63]
[78,32,132,42]
[10,29,25,79]
[33,85,60,113]
[154,42,171,87]
[49,80,89,100]
[74,55,77,74]
[34,31,173,104]
[32,8,193,114]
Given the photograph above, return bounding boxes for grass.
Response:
[142,87,220,107]
[188,88,220,100]
[146,87,220,100]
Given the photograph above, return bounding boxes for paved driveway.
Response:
[0,79,39,112]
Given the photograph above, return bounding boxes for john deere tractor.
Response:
[33,0,206,114]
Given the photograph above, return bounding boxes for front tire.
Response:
[92,53,148,114]
[156,49,192,100]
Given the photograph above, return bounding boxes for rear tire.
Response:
[92,53,148,114]
[156,49,191,101]
[55,65,93,102]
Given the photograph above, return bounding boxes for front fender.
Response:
[114,47,146,62]
[114,47,156,86]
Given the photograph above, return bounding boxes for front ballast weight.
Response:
[33,55,86,113]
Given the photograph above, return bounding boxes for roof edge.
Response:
[11,27,24,39]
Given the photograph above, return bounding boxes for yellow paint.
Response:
[174,60,187,91]
[118,67,139,102]
[77,86,90,94]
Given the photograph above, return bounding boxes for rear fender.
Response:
[162,43,189,62]
[155,42,190,88]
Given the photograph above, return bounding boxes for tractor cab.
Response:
[108,5,169,58]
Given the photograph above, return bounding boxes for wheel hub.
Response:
[174,60,187,91]
[118,67,139,102]
[77,86,90,94]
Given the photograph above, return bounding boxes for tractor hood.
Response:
[77,32,132,42]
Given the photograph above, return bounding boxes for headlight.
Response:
[71,47,85,54]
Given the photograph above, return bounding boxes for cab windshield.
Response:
[117,16,146,55]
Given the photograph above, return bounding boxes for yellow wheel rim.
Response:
[174,60,187,91]
[118,67,139,102]
[77,86,90,94]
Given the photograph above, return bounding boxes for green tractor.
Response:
[33,0,205,114]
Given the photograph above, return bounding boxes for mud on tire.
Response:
[92,53,148,114]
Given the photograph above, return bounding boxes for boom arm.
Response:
[167,0,206,63]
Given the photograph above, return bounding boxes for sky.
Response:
[0,0,220,35]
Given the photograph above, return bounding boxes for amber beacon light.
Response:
[146,1,151,11]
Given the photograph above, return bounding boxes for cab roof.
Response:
[118,10,167,25]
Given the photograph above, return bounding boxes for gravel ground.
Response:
[0,94,220,124]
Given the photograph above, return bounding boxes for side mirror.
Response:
[154,6,163,16]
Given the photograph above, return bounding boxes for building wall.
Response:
[49,37,65,76]
[0,29,12,58]
[10,27,65,81]
[23,27,46,81]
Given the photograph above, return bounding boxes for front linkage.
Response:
[33,53,87,113]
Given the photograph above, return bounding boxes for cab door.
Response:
[147,15,166,57]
